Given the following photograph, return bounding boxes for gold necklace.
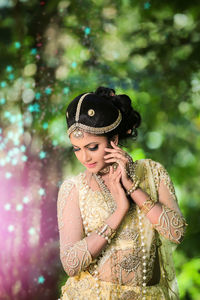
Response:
[93,173,116,213]
[97,162,118,175]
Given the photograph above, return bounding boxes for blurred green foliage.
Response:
[0,0,200,299]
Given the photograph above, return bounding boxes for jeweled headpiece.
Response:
[66,92,122,136]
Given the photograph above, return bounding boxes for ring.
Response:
[112,162,119,171]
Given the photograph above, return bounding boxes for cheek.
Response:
[97,147,107,160]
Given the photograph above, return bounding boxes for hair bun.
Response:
[94,86,141,140]
[95,86,115,97]
[111,94,131,114]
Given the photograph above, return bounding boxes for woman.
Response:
[57,87,187,300]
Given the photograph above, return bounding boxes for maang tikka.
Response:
[72,128,84,138]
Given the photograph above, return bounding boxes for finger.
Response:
[108,164,118,179]
[110,141,120,150]
[105,160,126,173]
[104,153,127,163]
[109,165,121,179]
[105,158,127,167]
[105,158,119,165]
[114,173,122,183]
[110,164,121,175]
[104,148,122,154]
[109,164,114,175]
[105,148,125,157]
[104,151,123,158]
[112,170,122,182]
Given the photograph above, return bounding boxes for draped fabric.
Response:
[57,159,186,300]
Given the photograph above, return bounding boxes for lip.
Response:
[85,163,97,168]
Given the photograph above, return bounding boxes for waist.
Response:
[62,271,168,300]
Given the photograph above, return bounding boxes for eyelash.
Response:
[73,145,98,152]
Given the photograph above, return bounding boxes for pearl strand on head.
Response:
[138,207,147,300]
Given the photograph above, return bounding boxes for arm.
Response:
[103,143,187,244]
[128,161,187,244]
[57,178,128,277]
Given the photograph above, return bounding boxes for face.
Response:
[70,131,111,173]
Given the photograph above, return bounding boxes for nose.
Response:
[82,150,91,163]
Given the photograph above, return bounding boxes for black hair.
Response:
[94,86,141,142]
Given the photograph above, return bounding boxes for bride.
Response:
[57,86,187,300]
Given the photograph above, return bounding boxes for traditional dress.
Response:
[57,159,187,300]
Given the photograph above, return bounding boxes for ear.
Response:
[111,134,119,146]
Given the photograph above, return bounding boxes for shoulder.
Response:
[57,173,84,223]
[135,159,176,200]
[134,158,172,182]
[135,158,167,172]
[57,172,84,198]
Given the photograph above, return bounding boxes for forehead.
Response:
[69,132,107,146]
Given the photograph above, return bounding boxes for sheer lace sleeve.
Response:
[150,161,187,244]
[57,177,92,276]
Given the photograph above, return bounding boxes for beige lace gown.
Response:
[57,159,187,300]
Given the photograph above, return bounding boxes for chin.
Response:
[87,164,105,174]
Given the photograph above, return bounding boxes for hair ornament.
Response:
[72,128,84,138]
[88,109,95,117]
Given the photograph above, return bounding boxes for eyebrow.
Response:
[72,142,99,148]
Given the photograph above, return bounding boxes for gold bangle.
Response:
[141,198,156,214]
[95,222,116,244]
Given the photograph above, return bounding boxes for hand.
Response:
[106,164,130,213]
[104,141,133,191]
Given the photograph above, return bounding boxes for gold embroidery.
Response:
[141,197,156,214]
[60,239,92,276]
[57,178,75,230]
[149,159,177,200]
[120,253,140,273]
[120,290,138,300]
[153,204,187,244]
[117,228,139,241]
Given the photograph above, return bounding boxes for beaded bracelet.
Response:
[126,180,140,195]
[141,198,156,215]
[125,153,137,179]
[95,222,116,244]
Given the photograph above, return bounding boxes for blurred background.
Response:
[0,0,199,299]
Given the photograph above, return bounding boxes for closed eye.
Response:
[88,145,98,151]
[73,145,99,152]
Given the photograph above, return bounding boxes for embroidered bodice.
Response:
[77,172,157,285]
